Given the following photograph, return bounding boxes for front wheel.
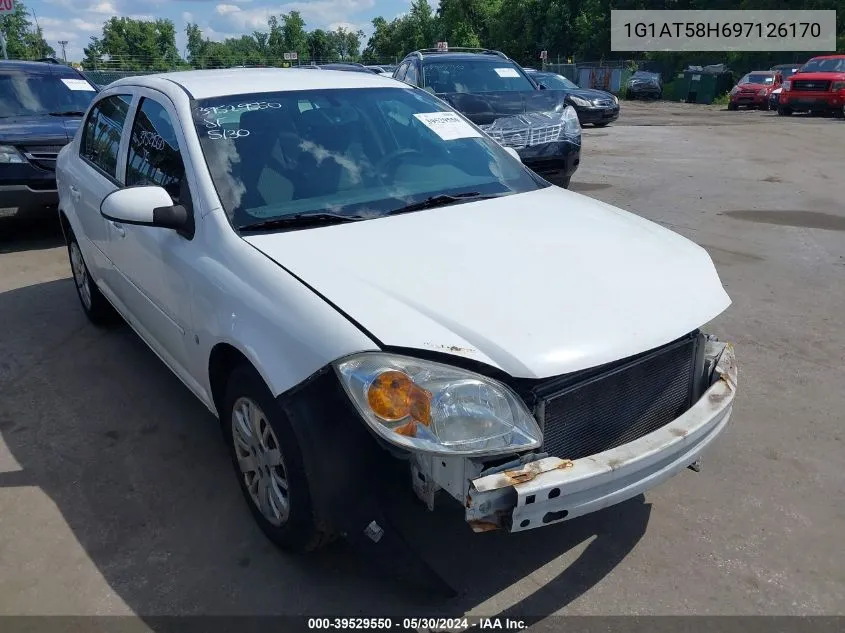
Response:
[727,102,738,111]
[223,364,332,553]
[67,232,119,326]
[593,122,609,127]
[833,108,844,119]
[777,106,793,116]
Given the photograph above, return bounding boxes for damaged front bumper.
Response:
[411,339,737,533]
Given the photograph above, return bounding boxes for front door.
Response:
[107,90,200,385]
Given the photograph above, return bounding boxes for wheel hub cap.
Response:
[69,242,92,310]
[232,397,290,526]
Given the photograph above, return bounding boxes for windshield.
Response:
[799,57,845,73]
[631,72,660,81]
[194,87,545,230]
[535,73,578,90]
[422,60,535,93]
[775,66,800,78]
[740,73,774,85]
[0,72,97,118]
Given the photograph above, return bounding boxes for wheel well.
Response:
[208,343,254,417]
[58,210,71,243]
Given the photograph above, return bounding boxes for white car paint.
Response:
[245,187,729,378]
[56,68,736,540]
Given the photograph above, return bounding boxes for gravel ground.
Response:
[0,101,843,622]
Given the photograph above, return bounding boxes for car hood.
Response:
[437,90,568,126]
[0,115,81,144]
[737,83,771,90]
[244,187,731,379]
[791,71,845,81]
[563,88,617,103]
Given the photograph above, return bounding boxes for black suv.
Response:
[0,60,98,222]
[393,48,580,188]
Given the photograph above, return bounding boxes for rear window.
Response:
[422,60,535,93]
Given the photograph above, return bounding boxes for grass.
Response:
[712,93,730,106]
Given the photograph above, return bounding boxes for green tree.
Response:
[307,29,336,62]
[83,18,179,70]
[328,26,364,60]
[0,1,55,59]
[282,11,308,58]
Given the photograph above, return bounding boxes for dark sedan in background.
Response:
[524,69,619,127]
[626,71,663,99]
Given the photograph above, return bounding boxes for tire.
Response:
[593,122,609,127]
[727,102,738,111]
[67,230,119,326]
[222,363,331,553]
[559,175,571,189]
[833,108,844,119]
[777,106,792,116]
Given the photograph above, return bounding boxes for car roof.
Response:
[806,54,845,59]
[109,68,403,100]
[420,52,512,63]
[0,60,82,76]
[746,70,776,74]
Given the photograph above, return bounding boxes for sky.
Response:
[27,0,412,62]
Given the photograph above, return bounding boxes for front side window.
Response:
[422,60,535,93]
[193,87,546,230]
[394,62,409,82]
[404,63,419,85]
[126,98,188,203]
[80,94,132,179]
[0,71,97,118]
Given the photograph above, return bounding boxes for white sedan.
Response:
[56,68,737,553]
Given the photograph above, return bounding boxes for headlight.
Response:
[0,145,26,164]
[334,353,542,456]
[783,80,792,91]
[758,88,768,96]
[612,94,619,104]
[562,104,581,139]
[832,81,845,91]
[568,95,591,107]
[729,86,739,96]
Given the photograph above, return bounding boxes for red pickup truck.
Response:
[778,55,845,118]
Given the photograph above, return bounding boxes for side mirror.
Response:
[100,185,194,239]
[503,146,522,163]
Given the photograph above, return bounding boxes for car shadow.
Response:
[0,278,652,620]
[0,218,64,254]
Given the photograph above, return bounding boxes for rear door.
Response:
[71,92,134,292]
[106,88,200,383]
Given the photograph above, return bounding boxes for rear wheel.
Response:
[727,102,738,111]
[593,122,609,127]
[222,364,332,553]
[833,108,844,119]
[67,231,119,326]
[777,106,793,116]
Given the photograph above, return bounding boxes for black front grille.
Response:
[539,337,698,460]
[792,80,830,92]
[21,145,65,172]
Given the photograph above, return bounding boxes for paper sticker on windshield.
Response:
[494,67,521,78]
[414,112,480,141]
[60,78,95,91]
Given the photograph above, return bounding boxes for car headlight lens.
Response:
[568,95,590,107]
[334,353,542,455]
[612,94,619,105]
[730,86,739,96]
[758,88,768,95]
[831,81,845,91]
[0,145,26,164]
[783,80,792,91]
[562,104,581,139]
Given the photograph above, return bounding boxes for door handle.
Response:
[69,185,81,201]
[110,221,126,238]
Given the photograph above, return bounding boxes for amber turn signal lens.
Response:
[367,370,432,428]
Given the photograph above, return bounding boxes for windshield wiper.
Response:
[48,110,86,117]
[238,211,364,233]
[385,191,503,216]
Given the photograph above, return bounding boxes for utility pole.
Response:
[58,40,68,63]
[30,7,44,58]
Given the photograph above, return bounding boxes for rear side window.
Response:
[80,94,132,179]
[126,97,188,204]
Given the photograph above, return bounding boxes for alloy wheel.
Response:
[69,241,92,311]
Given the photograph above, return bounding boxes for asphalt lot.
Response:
[1,101,844,621]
